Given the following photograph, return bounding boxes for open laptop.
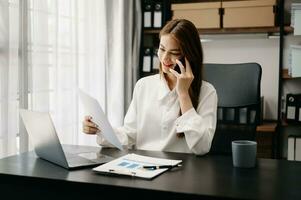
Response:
[19,109,114,169]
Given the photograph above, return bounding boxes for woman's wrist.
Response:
[178,91,193,113]
[178,91,190,99]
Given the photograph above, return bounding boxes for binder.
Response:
[288,136,295,160]
[143,0,152,28]
[152,47,160,70]
[288,135,301,161]
[286,93,301,123]
[153,2,163,28]
[143,47,152,72]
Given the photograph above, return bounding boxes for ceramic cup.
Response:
[232,140,257,168]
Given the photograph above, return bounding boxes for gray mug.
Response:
[232,140,257,168]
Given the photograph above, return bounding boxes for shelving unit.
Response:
[141,26,294,79]
[144,26,294,35]
[278,0,301,159]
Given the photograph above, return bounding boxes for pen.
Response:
[108,169,136,176]
[142,164,182,170]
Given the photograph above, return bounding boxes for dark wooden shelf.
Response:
[281,119,301,127]
[282,68,291,79]
[144,26,294,35]
[256,122,277,132]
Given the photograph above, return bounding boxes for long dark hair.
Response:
[159,19,203,110]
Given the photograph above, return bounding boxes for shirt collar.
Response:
[158,75,175,101]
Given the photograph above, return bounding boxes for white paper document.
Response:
[78,89,123,150]
[93,153,182,179]
[290,45,301,77]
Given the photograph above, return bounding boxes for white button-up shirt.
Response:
[97,74,218,155]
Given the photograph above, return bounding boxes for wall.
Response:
[202,35,279,120]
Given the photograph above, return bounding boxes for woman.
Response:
[83,19,217,155]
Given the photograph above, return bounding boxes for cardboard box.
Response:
[223,0,276,28]
[171,2,221,29]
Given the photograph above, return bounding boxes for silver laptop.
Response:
[19,109,114,169]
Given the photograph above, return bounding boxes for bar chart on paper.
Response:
[93,154,182,179]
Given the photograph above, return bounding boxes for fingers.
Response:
[169,68,180,78]
[83,126,100,135]
[83,120,98,128]
[83,116,100,135]
[84,115,92,121]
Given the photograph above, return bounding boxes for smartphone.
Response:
[174,57,186,73]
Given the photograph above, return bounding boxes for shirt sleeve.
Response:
[174,86,218,155]
[96,81,140,149]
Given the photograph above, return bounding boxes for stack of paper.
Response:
[93,153,182,179]
[291,1,301,35]
[288,45,301,78]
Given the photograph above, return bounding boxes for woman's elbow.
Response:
[191,129,215,155]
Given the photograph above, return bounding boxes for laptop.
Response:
[19,109,114,169]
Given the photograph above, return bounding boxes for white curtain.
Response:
[0,0,141,157]
[104,0,141,127]
[0,0,19,158]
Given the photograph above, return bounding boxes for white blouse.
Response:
[97,74,218,155]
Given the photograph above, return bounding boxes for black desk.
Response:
[1,147,301,200]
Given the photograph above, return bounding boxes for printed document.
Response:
[93,153,182,179]
[78,89,123,150]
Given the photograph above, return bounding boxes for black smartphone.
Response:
[174,57,186,73]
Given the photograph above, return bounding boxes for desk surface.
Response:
[1,147,301,200]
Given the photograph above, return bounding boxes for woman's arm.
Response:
[175,84,218,155]
[170,58,194,114]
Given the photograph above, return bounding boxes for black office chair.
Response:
[203,63,262,155]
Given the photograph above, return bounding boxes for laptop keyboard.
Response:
[61,145,114,168]
[62,145,99,155]
[65,153,96,165]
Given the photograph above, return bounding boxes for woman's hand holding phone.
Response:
[174,57,186,73]
[169,57,194,96]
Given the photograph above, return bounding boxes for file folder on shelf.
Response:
[152,47,160,70]
[153,2,163,28]
[143,0,152,28]
[288,135,301,161]
[143,47,152,72]
[286,93,301,124]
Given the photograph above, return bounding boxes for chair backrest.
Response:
[203,63,262,155]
